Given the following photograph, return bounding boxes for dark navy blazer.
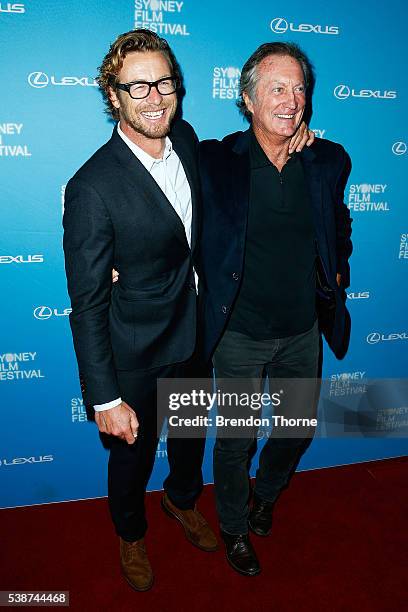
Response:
[198,129,352,361]
[63,120,200,405]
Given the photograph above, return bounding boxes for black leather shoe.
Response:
[248,494,275,537]
[221,530,261,576]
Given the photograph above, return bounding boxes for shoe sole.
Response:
[248,519,271,537]
[161,497,218,552]
[225,552,261,577]
[122,571,154,592]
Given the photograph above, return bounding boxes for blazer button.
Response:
[232,272,239,281]
[188,282,195,291]
[221,305,228,314]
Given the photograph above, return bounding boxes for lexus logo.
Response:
[333,85,396,100]
[33,306,72,320]
[0,455,54,467]
[392,141,407,156]
[34,306,53,320]
[367,331,408,344]
[270,17,288,34]
[334,84,350,100]
[27,71,49,88]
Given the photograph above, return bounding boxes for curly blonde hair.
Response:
[97,29,182,120]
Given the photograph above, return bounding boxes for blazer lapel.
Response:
[170,130,200,256]
[231,130,251,248]
[299,146,324,232]
[108,127,190,250]
[300,145,336,270]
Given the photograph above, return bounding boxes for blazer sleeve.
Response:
[333,147,353,288]
[63,177,120,405]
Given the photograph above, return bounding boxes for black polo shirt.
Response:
[227,130,316,340]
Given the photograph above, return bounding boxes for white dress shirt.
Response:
[94,124,194,412]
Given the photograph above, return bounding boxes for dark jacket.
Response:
[198,129,352,361]
[63,120,200,405]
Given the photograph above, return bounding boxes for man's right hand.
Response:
[94,401,139,444]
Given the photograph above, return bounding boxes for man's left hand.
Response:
[289,122,315,154]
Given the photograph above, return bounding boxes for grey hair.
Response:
[237,42,313,121]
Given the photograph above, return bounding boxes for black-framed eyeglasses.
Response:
[114,76,179,99]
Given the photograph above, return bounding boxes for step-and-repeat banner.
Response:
[1,1,407,508]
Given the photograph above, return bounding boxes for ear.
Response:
[108,86,121,110]
[242,91,253,116]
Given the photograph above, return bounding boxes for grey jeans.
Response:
[213,321,320,535]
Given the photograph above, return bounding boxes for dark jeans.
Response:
[213,321,320,535]
[107,357,207,542]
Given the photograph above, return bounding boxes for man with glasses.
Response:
[63,29,218,592]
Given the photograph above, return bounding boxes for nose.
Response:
[283,89,297,109]
[146,84,163,105]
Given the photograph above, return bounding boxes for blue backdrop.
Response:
[1,0,407,508]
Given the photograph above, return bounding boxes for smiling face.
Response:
[109,50,178,151]
[243,54,306,146]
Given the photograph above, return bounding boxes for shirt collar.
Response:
[117,122,172,172]
[249,127,298,170]
[250,128,270,169]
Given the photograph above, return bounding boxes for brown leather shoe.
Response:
[161,494,218,552]
[119,537,154,591]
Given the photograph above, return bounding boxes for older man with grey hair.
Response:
[199,41,352,576]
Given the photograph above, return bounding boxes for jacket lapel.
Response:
[300,145,335,270]
[299,146,325,239]
[231,130,251,248]
[108,127,190,251]
[299,146,322,222]
[170,130,200,256]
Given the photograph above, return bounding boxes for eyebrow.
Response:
[125,74,173,83]
[270,79,305,85]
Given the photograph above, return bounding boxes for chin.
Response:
[272,122,296,134]
[274,128,296,139]
[136,121,171,139]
